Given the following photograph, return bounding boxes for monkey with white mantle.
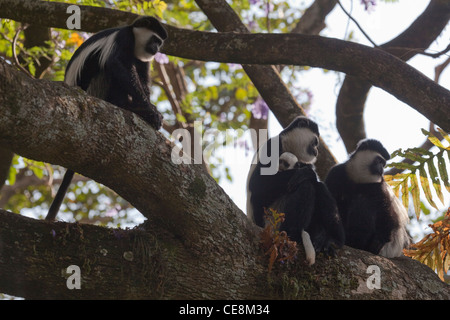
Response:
[325,139,410,257]
[246,116,345,264]
[46,16,167,221]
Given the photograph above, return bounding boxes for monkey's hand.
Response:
[131,101,163,130]
[142,106,163,130]
[287,165,317,193]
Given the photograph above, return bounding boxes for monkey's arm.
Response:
[311,181,345,254]
[249,168,295,200]
[248,168,297,227]
[107,59,162,129]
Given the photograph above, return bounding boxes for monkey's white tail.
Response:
[301,230,316,266]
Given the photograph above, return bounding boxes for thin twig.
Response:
[435,56,450,83]
[11,24,33,77]
[384,44,450,60]
[336,0,378,47]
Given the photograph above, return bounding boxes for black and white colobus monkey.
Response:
[246,116,345,263]
[325,139,410,258]
[275,152,316,265]
[45,16,167,221]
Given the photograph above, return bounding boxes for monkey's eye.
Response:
[150,35,163,46]
[312,136,319,147]
[375,156,386,167]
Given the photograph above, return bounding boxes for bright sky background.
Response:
[217,0,450,238]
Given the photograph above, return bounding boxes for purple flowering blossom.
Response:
[251,96,269,120]
[154,52,169,64]
[361,0,376,11]
[247,20,257,32]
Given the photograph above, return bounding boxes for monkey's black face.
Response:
[145,35,164,55]
[308,136,319,158]
[369,155,387,177]
[133,28,165,62]
[281,128,319,165]
[132,16,167,62]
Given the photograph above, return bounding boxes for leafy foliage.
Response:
[386,128,450,281]
[404,208,450,282]
[260,208,298,273]
[385,128,450,219]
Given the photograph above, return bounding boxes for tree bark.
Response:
[0,57,449,300]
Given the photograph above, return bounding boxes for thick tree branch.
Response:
[2,208,449,299]
[166,31,450,132]
[291,0,337,35]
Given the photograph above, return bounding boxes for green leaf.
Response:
[410,173,421,219]
[409,147,433,157]
[390,149,406,158]
[427,160,444,205]
[419,202,431,216]
[386,161,417,171]
[401,178,409,210]
[436,127,450,146]
[175,113,187,123]
[235,88,247,100]
[404,149,426,162]
[422,129,446,150]
[437,156,450,193]
[418,166,437,209]
[7,166,17,185]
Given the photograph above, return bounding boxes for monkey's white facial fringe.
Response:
[281,127,318,165]
[133,28,158,62]
[346,150,383,184]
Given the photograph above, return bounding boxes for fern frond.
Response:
[385,128,450,219]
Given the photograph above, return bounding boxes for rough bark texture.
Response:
[0,59,449,300]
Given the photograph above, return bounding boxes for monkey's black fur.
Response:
[46,16,167,221]
[247,117,345,256]
[325,139,410,257]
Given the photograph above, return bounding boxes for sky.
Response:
[217,0,450,237]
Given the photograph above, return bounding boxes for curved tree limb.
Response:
[336,0,450,152]
[1,59,449,299]
[291,0,337,35]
